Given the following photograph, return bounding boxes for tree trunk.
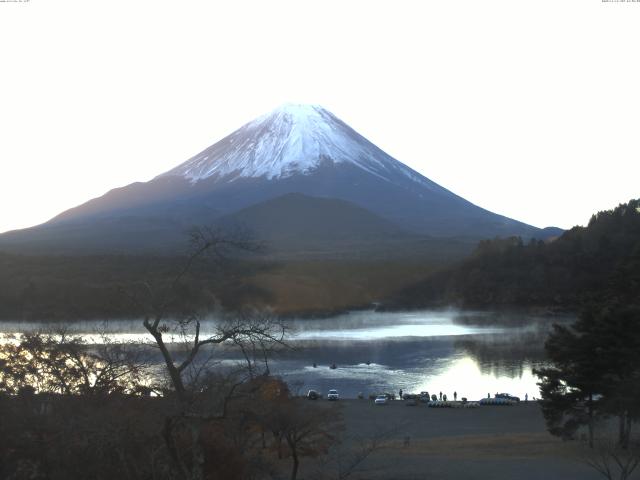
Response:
[289,444,299,480]
[619,412,626,447]
[190,420,205,480]
[163,416,190,479]
[276,433,283,459]
[617,410,632,449]
[588,394,594,449]
[624,413,632,450]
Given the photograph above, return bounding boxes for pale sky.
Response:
[0,0,638,234]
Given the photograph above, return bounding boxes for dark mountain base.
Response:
[0,193,479,258]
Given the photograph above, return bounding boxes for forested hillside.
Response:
[389,199,640,311]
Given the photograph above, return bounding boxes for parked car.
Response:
[374,395,388,405]
[495,393,520,402]
[327,389,339,401]
[307,389,319,400]
[405,398,418,406]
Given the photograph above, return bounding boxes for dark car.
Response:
[307,389,319,400]
[495,393,520,402]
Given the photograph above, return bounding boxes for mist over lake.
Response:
[0,309,563,401]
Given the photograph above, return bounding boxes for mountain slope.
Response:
[0,103,556,255]
[215,193,476,260]
[219,192,404,242]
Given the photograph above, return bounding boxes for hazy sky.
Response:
[1,0,638,234]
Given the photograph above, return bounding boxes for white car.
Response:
[327,389,339,401]
[374,395,388,405]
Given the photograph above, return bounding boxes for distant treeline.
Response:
[0,253,271,321]
[389,199,640,311]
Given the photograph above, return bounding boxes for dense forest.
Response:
[389,199,640,311]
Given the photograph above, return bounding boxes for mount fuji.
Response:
[0,104,559,255]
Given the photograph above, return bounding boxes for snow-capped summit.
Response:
[159,103,427,185]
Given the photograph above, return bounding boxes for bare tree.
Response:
[121,226,289,480]
[0,331,160,480]
[0,330,148,396]
[123,227,272,399]
[265,395,342,480]
[311,422,406,480]
[582,438,640,480]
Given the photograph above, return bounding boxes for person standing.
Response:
[439,391,442,400]
[399,388,403,400]
[525,393,528,402]
[454,391,457,401]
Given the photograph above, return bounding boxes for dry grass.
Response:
[246,259,438,314]
[384,433,583,461]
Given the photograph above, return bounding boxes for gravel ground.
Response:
[300,399,602,480]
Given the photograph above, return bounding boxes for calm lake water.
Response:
[0,310,564,400]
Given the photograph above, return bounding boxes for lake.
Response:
[0,310,564,400]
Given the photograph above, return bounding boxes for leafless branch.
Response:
[582,438,640,480]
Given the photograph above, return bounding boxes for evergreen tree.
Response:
[536,304,640,448]
[594,306,640,449]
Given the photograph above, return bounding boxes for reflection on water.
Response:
[454,331,549,378]
[0,310,567,400]
[269,333,548,401]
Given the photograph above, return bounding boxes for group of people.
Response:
[397,389,530,402]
